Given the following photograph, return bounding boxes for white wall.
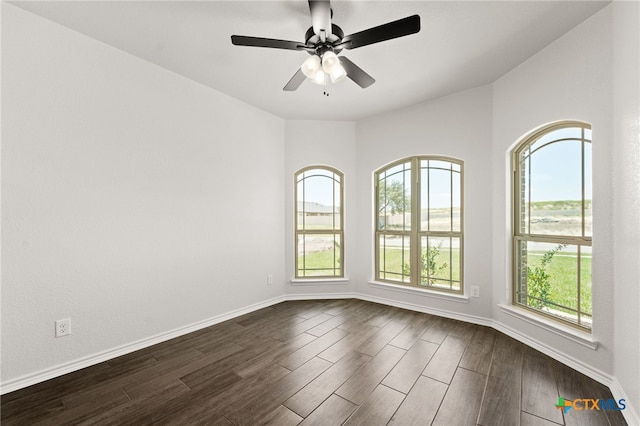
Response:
[612,0,640,417]
[492,6,614,375]
[354,85,494,320]
[1,4,285,385]
[284,120,357,295]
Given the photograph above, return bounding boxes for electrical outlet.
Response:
[55,318,71,337]
[267,274,273,285]
[471,286,480,298]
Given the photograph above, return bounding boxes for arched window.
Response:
[375,156,463,293]
[513,122,592,329]
[295,166,344,278]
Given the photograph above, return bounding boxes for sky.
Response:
[527,130,592,202]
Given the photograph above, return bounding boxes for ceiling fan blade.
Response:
[340,56,375,88]
[231,35,306,51]
[308,0,332,38]
[283,69,306,91]
[342,15,420,50]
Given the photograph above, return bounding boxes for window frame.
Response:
[511,121,592,331]
[294,165,344,279]
[374,156,464,294]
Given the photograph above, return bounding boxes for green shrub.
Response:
[403,241,448,285]
[527,244,566,308]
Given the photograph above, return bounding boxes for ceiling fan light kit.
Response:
[231,0,420,92]
[301,51,347,85]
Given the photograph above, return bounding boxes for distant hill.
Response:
[529,200,592,210]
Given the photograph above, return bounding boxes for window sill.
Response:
[291,278,350,285]
[498,304,598,350]
[368,281,469,303]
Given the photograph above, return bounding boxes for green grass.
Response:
[301,243,592,320]
[378,247,411,282]
[526,251,592,316]
[377,247,461,289]
[298,249,341,277]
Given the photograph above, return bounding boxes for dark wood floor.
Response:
[1,299,627,425]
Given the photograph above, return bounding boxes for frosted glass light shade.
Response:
[311,70,326,85]
[322,51,340,73]
[321,51,346,83]
[329,64,347,83]
[301,55,321,78]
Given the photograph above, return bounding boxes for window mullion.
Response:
[577,245,582,326]
[578,127,585,240]
[411,157,420,286]
[527,147,531,235]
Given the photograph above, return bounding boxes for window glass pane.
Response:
[297,233,341,277]
[531,127,582,152]
[420,160,461,232]
[515,241,590,326]
[297,170,341,231]
[428,167,452,232]
[379,234,410,283]
[580,246,592,327]
[419,236,460,291]
[420,164,429,230]
[384,163,406,178]
[452,171,461,232]
[526,140,583,236]
[429,160,452,170]
[378,162,411,231]
[297,182,305,230]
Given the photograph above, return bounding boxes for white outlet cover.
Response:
[55,319,71,337]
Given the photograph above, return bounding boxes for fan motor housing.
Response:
[305,24,345,55]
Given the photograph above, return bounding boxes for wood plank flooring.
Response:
[1,299,627,425]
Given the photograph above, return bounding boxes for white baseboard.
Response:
[0,295,286,395]
[1,291,637,426]
[285,291,358,300]
[610,376,640,426]
[357,292,491,327]
[492,320,611,386]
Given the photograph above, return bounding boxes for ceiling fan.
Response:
[231,1,420,91]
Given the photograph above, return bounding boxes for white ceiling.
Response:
[11,0,609,121]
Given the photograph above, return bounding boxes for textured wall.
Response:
[612,0,640,417]
[1,4,285,383]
